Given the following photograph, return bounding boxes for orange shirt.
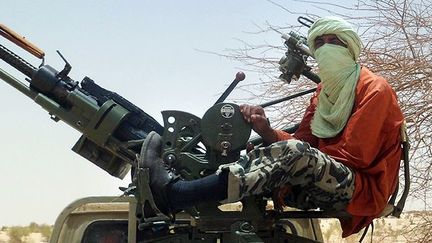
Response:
[275,67,404,237]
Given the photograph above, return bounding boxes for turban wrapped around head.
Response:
[307,16,363,138]
[307,16,362,60]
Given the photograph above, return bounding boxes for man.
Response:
[141,16,404,237]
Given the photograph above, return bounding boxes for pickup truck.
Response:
[49,196,324,243]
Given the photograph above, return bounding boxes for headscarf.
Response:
[307,16,362,60]
[307,16,362,138]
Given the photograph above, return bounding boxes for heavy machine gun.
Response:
[0,24,164,179]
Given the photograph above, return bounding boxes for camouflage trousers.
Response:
[217,139,355,211]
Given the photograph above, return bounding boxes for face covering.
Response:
[310,43,361,138]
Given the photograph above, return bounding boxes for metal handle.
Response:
[0,23,45,59]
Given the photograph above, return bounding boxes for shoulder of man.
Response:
[357,66,396,97]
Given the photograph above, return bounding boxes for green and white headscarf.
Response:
[307,16,362,138]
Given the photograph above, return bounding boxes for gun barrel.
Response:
[0,44,37,78]
[0,67,38,99]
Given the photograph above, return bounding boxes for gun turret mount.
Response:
[201,102,251,157]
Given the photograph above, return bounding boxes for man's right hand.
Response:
[240,104,278,144]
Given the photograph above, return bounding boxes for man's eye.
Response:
[331,39,341,44]
[314,39,324,47]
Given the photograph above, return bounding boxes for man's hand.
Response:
[240,104,278,144]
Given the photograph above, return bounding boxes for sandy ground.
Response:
[0,232,46,243]
[0,231,8,243]
[320,211,430,243]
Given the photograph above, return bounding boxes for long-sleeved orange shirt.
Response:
[275,67,404,237]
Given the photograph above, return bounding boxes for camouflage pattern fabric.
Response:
[217,139,355,211]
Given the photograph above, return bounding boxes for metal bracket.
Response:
[130,168,170,230]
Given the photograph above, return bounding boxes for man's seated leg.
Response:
[272,140,355,212]
[142,134,355,215]
[219,139,355,212]
[140,131,229,214]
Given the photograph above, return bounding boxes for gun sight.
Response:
[56,50,72,80]
[281,32,313,57]
[279,32,311,83]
